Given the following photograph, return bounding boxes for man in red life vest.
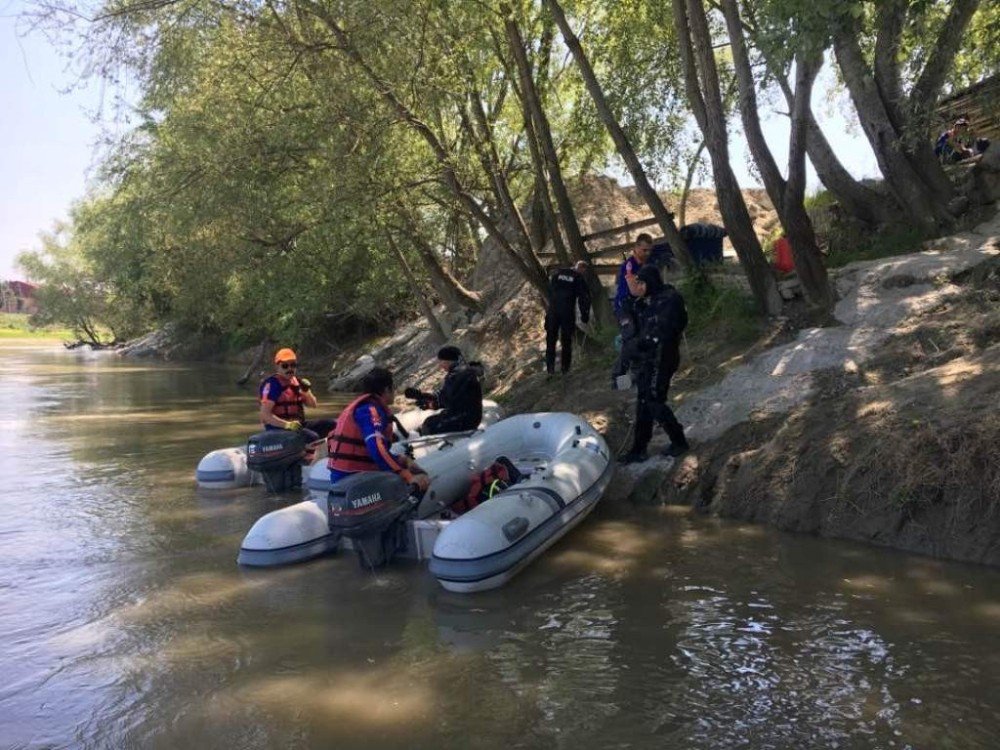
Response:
[258,347,336,442]
[327,367,430,492]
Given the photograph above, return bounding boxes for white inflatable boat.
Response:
[238,412,612,593]
[194,400,502,491]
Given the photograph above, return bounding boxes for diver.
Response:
[404,345,484,436]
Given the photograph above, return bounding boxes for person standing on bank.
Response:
[619,265,690,464]
[545,260,591,375]
[614,233,653,316]
[405,346,483,436]
[327,367,430,491]
[259,348,337,442]
[611,234,653,386]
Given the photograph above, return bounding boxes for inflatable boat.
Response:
[238,412,612,593]
[194,400,501,491]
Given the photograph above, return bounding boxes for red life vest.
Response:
[259,375,306,424]
[326,393,394,473]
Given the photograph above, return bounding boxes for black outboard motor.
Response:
[246,430,307,492]
[327,473,416,568]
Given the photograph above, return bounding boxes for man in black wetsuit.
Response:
[619,265,690,464]
[405,346,484,436]
[545,260,591,375]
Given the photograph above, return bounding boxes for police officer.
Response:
[405,346,483,436]
[619,265,690,464]
[545,260,591,375]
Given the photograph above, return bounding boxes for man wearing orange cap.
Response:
[258,347,336,440]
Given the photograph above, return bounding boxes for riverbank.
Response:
[113,181,999,567]
[330,208,1000,567]
[0,313,73,340]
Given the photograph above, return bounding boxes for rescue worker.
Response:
[611,234,653,388]
[545,260,591,375]
[619,265,690,464]
[404,345,483,436]
[259,347,336,443]
[327,367,430,491]
[614,233,652,315]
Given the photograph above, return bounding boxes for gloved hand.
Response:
[284,420,302,431]
[403,387,422,400]
[299,378,311,392]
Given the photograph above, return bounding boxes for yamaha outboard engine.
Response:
[246,430,307,492]
[327,473,416,568]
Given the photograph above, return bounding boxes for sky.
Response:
[0,5,882,281]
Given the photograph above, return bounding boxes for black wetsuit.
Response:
[419,363,484,435]
[627,284,688,453]
[545,267,591,374]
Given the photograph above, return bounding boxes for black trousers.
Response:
[632,346,686,452]
[611,307,638,380]
[301,418,337,442]
[545,313,575,374]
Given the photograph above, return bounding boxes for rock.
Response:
[971,143,1000,204]
[947,195,970,216]
[329,354,377,391]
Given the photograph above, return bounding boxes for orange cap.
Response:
[274,347,297,364]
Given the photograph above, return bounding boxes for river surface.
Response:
[2,340,999,750]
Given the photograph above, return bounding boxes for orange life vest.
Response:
[259,375,306,424]
[326,393,394,473]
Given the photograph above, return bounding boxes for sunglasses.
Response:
[279,362,298,370]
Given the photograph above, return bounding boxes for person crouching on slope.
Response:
[404,345,483,436]
[327,367,430,492]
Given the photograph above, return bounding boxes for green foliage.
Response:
[824,225,926,268]
[0,314,74,340]
[16,221,143,344]
[677,272,762,346]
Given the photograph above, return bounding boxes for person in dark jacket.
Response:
[405,346,484,436]
[545,260,591,375]
[619,265,690,464]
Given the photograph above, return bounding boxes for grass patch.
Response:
[825,225,926,268]
[0,313,73,340]
[678,272,763,347]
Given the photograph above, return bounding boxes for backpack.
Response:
[451,456,523,515]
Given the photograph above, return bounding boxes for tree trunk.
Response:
[312,6,550,300]
[392,206,483,313]
[504,7,613,326]
[833,27,952,232]
[674,0,782,315]
[784,53,833,309]
[386,234,447,343]
[237,336,274,386]
[678,139,706,228]
[461,88,550,284]
[721,0,830,309]
[545,0,693,271]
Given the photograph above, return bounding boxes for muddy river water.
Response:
[2,340,999,749]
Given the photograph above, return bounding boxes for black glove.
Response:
[299,378,311,392]
[404,387,422,400]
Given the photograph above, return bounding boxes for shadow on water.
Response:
[2,342,1000,749]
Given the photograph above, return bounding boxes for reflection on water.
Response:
[2,340,1000,749]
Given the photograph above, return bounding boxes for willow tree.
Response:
[719,0,832,309]
[828,0,982,231]
[673,0,782,315]
[544,0,694,272]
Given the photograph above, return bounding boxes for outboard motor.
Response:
[246,430,307,492]
[327,473,417,568]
